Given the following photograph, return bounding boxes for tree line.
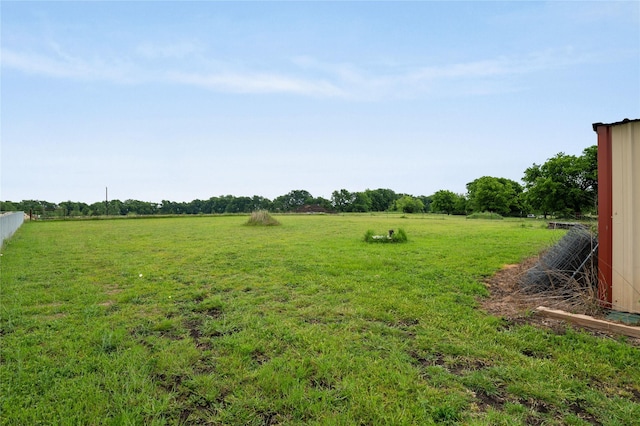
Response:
[1,146,597,219]
[0,189,423,218]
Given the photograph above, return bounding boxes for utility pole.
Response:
[105,187,109,216]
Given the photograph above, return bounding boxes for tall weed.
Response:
[245,210,280,226]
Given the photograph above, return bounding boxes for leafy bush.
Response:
[245,210,281,226]
[466,212,503,220]
[364,228,408,243]
[395,195,424,213]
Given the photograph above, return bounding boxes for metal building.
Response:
[593,118,640,314]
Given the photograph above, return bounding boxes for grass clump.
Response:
[245,210,280,226]
[466,212,504,220]
[364,228,408,243]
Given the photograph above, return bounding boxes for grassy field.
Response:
[1,214,638,425]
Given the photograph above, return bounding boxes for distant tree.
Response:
[59,201,90,216]
[159,200,182,214]
[185,199,205,215]
[273,190,313,212]
[209,195,235,214]
[579,145,598,211]
[249,195,272,211]
[123,199,158,215]
[270,196,285,212]
[522,146,597,218]
[59,201,73,216]
[308,196,333,211]
[395,195,424,213]
[80,203,90,215]
[15,200,35,213]
[89,201,107,216]
[331,189,355,212]
[364,188,398,211]
[430,190,458,215]
[225,196,253,213]
[453,194,468,215]
[0,201,17,212]
[16,200,57,217]
[417,195,433,213]
[466,176,523,216]
[109,199,125,215]
[350,192,372,212]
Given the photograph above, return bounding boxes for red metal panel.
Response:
[596,125,613,307]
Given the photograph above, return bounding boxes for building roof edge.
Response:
[592,118,640,132]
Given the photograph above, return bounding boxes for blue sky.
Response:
[2,1,639,204]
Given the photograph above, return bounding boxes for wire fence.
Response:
[519,225,599,300]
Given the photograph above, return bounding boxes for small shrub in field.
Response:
[364,228,408,243]
[394,228,408,242]
[466,212,503,220]
[245,210,280,226]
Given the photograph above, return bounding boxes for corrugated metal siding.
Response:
[610,121,640,313]
[0,212,25,248]
[596,125,613,307]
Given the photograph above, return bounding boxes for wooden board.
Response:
[535,306,640,339]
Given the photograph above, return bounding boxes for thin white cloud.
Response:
[1,47,136,83]
[410,59,512,80]
[290,47,596,99]
[1,41,596,99]
[136,41,205,59]
[166,70,346,97]
[1,46,345,97]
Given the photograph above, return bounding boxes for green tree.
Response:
[273,190,313,212]
[185,199,205,214]
[16,200,57,217]
[579,145,598,211]
[431,190,458,215]
[466,176,523,216]
[308,196,333,211]
[417,195,433,213]
[523,146,597,218]
[59,201,90,216]
[159,200,184,214]
[208,196,234,214]
[395,195,424,213]
[89,201,107,216]
[123,200,158,215]
[225,196,253,213]
[350,192,372,212]
[0,201,17,212]
[109,199,125,215]
[250,196,272,212]
[453,194,468,215]
[364,188,398,211]
[331,189,355,212]
[330,190,371,212]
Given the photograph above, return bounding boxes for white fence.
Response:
[1,212,25,248]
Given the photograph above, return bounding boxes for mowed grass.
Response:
[1,215,638,425]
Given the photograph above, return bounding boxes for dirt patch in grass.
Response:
[40,313,67,321]
[482,258,640,346]
[408,351,491,376]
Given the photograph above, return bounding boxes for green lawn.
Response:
[1,215,638,425]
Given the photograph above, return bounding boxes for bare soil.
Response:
[481,257,640,346]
